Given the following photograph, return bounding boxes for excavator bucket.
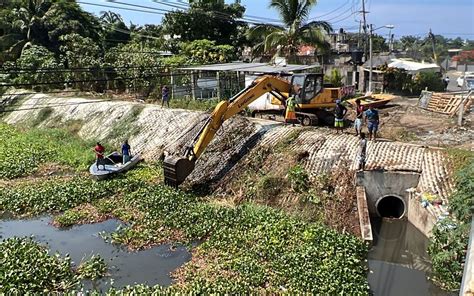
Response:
[163,156,195,187]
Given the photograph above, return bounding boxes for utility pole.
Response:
[360,0,369,61]
[369,24,373,93]
[429,29,437,62]
[358,20,362,48]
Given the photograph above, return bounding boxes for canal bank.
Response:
[0,91,468,294]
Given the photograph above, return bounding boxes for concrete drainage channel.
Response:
[355,170,450,296]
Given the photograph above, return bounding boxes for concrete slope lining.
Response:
[1,94,455,225]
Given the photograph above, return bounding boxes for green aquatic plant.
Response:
[77,255,108,281]
[0,237,78,293]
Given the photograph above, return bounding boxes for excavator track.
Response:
[163,156,195,187]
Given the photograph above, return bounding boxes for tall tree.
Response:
[0,0,52,58]
[248,0,332,61]
[0,0,102,59]
[162,0,246,47]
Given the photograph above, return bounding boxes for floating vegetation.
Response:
[77,255,108,281]
[0,237,78,293]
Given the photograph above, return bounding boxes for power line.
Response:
[105,0,275,25]
[78,1,166,16]
[309,0,351,20]
[151,0,283,24]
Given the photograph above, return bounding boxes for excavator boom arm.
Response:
[163,75,291,187]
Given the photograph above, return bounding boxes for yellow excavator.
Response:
[163,73,349,187]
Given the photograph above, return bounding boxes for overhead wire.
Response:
[308,0,351,20]
[150,0,283,24]
[103,0,282,25]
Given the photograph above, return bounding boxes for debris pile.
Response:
[419,91,472,116]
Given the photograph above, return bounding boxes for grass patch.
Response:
[169,98,220,111]
[0,123,95,179]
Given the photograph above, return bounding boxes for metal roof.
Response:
[178,62,320,73]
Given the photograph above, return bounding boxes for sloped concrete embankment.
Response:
[2,93,454,235]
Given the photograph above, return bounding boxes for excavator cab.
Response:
[290,74,324,104]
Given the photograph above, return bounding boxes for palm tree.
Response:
[0,0,52,59]
[100,11,130,49]
[248,0,332,62]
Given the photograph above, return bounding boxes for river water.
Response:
[368,218,453,296]
[0,217,191,291]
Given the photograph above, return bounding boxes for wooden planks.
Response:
[419,91,472,116]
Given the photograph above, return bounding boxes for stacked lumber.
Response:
[419,91,472,116]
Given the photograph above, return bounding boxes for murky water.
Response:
[0,217,191,291]
[368,218,452,296]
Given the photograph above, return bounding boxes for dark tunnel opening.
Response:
[376,195,406,219]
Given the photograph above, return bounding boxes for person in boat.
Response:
[94,142,105,170]
[121,140,131,164]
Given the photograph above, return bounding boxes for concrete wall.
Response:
[407,190,437,236]
[356,170,420,216]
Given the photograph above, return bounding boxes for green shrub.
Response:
[169,98,220,111]
[410,71,445,95]
[256,175,283,199]
[287,165,310,193]
[428,218,470,291]
[428,158,473,291]
[324,68,344,87]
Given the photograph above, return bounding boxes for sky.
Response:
[79,0,474,39]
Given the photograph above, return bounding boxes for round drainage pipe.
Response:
[375,195,406,219]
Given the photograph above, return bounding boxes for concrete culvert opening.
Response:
[376,195,406,219]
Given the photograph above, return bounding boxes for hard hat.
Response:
[336,99,341,104]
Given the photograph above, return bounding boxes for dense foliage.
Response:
[382,66,445,95]
[428,153,473,291]
[101,185,369,294]
[162,0,246,48]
